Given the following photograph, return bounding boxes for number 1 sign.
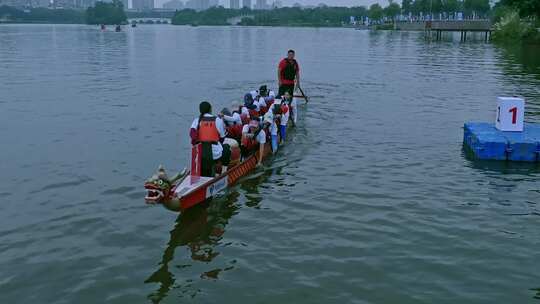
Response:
[495,97,524,132]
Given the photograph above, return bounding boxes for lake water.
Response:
[1,24,540,304]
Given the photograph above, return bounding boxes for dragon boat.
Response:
[144,96,304,212]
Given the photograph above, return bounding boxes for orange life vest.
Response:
[198,116,220,143]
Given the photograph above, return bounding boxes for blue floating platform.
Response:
[464,122,540,162]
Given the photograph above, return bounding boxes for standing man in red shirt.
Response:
[277,49,300,98]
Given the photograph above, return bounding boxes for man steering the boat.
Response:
[277,49,300,98]
[190,101,231,177]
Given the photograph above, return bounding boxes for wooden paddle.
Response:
[297,85,310,103]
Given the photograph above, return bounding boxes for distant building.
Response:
[133,0,154,11]
[25,0,51,8]
[230,0,239,9]
[254,0,267,10]
[53,0,76,9]
[271,0,282,9]
[76,0,97,9]
[209,0,217,7]
[163,0,184,10]
[0,0,23,8]
[185,0,209,10]
[242,0,250,9]
[184,0,195,9]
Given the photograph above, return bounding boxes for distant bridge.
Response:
[395,20,493,41]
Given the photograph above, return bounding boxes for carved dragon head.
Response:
[144,165,186,204]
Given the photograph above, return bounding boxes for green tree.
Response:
[464,0,490,18]
[85,0,126,25]
[411,0,431,16]
[351,6,368,20]
[432,0,443,14]
[402,0,412,14]
[498,0,540,18]
[384,1,401,20]
[369,3,384,21]
[442,0,459,15]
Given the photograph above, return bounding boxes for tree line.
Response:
[0,1,127,25]
[0,5,84,23]
[85,0,127,25]
[495,0,540,19]
[171,1,500,27]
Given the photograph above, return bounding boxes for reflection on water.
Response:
[495,44,540,120]
[145,199,236,302]
[497,44,540,78]
[145,168,274,302]
[463,147,540,174]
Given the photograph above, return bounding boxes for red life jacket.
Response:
[240,113,249,125]
[259,105,268,115]
[280,58,298,85]
[226,124,243,141]
[281,104,289,114]
[265,98,274,108]
[229,146,241,166]
[198,116,220,143]
[241,129,259,150]
[248,109,259,119]
[241,136,258,150]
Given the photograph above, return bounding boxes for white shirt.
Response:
[242,124,266,144]
[280,103,289,127]
[223,112,242,126]
[257,97,267,110]
[252,98,261,112]
[191,114,225,160]
[263,108,279,136]
[241,106,250,117]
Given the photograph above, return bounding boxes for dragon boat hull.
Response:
[171,144,272,211]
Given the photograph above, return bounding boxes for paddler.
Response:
[277,49,300,98]
[257,85,269,115]
[244,93,259,118]
[282,90,296,127]
[190,101,231,176]
[277,95,290,142]
[262,103,282,153]
[219,107,243,142]
[220,107,242,126]
[241,119,266,165]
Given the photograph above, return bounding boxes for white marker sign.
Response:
[495,97,524,132]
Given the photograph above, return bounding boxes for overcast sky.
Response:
[155,0,386,9]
